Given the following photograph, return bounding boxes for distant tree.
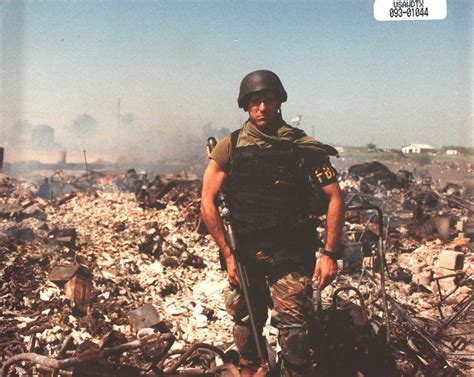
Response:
[71,114,97,138]
[366,143,377,150]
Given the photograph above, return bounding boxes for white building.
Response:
[401,144,436,154]
[446,149,459,156]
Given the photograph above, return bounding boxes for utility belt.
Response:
[218,219,319,272]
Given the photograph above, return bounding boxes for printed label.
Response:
[314,162,338,186]
[374,0,447,21]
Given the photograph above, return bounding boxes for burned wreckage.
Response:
[0,159,472,376]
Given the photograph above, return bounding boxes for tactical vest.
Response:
[226,129,309,236]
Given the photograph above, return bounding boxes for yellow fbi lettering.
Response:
[314,163,336,184]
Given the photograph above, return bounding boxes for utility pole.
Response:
[117,97,121,139]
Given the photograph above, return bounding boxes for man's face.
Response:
[246,90,281,128]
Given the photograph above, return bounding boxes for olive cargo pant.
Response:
[224,247,315,376]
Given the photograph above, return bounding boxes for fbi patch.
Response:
[313,162,338,187]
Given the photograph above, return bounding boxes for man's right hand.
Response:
[225,254,239,286]
[313,254,337,289]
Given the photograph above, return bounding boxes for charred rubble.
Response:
[0,161,472,376]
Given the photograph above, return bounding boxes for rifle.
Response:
[206,137,268,369]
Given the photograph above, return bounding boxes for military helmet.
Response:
[237,70,287,109]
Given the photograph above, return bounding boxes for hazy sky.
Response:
[1,0,472,149]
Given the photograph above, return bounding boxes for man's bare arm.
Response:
[200,160,238,285]
[322,182,345,251]
[314,181,345,288]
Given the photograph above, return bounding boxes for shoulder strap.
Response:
[230,129,240,149]
[227,129,241,172]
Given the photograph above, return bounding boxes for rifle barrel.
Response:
[235,261,266,361]
[220,195,267,364]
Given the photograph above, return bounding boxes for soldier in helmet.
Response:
[201,70,344,376]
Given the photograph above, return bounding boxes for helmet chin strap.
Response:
[278,108,283,120]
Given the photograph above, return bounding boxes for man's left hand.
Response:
[313,255,337,289]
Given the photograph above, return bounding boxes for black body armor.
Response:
[227,134,308,236]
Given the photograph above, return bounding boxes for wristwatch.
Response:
[321,248,338,261]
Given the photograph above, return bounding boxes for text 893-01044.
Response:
[390,7,429,17]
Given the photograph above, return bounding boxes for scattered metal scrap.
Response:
[337,161,472,375]
[1,160,472,376]
[1,302,239,376]
[1,331,240,377]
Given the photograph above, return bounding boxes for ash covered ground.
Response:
[0,158,472,376]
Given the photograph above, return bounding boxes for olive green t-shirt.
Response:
[210,121,338,187]
[210,135,232,172]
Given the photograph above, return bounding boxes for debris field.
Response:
[0,160,472,376]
